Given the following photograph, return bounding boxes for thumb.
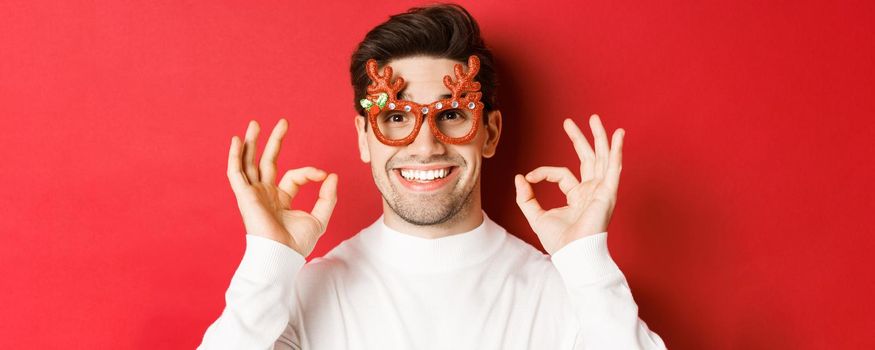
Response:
[514,174,545,226]
[310,173,339,234]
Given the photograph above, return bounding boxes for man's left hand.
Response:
[514,114,625,255]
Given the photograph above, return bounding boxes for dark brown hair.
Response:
[349,3,499,120]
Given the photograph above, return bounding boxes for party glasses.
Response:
[359,55,485,146]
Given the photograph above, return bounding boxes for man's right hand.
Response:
[226,119,338,257]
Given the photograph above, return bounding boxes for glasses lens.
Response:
[376,109,417,141]
[435,108,475,138]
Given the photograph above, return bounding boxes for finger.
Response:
[563,118,595,161]
[563,118,596,182]
[243,120,261,183]
[259,119,288,185]
[589,114,610,178]
[525,166,579,195]
[227,136,249,192]
[604,128,625,190]
[278,167,328,199]
[514,174,545,225]
[310,173,339,233]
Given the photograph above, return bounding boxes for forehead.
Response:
[385,56,464,103]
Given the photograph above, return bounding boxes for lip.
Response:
[393,164,456,171]
[392,166,458,192]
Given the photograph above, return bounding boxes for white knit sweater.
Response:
[198,213,666,349]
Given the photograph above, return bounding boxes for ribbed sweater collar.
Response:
[357,211,507,274]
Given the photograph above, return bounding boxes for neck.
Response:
[382,188,484,239]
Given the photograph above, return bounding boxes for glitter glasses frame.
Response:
[359,55,485,147]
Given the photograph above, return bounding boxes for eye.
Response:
[437,110,466,122]
[385,113,406,123]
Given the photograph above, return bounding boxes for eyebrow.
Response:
[399,91,453,101]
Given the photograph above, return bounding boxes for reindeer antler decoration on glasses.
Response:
[359,55,485,146]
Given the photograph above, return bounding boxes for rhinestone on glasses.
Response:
[467,102,476,109]
[435,102,443,109]
[388,102,396,110]
[451,101,459,108]
[404,105,412,112]
[421,106,429,114]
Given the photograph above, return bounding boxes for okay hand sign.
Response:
[227,119,338,257]
[514,114,624,255]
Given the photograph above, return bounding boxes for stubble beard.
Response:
[373,156,477,227]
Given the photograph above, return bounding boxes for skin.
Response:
[354,56,502,238]
[226,56,625,257]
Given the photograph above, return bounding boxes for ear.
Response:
[482,110,502,158]
[354,115,371,163]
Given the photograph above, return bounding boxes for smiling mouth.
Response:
[396,167,455,183]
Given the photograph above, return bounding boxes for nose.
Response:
[405,119,446,157]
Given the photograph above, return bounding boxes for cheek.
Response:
[369,154,390,174]
[454,146,483,173]
[366,139,396,173]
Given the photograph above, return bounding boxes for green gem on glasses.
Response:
[360,92,389,112]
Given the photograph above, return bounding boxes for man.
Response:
[199,4,666,349]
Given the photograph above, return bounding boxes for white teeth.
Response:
[400,168,450,181]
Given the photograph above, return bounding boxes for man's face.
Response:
[355,56,501,226]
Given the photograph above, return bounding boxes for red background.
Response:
[1,1,873,348]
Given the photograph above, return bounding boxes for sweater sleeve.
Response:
[550,232,667,350]
[197,234,307,350]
